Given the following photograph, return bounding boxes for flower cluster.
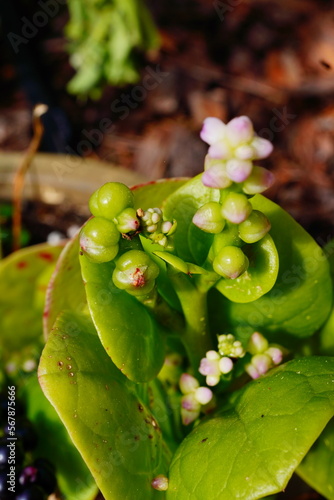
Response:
[200,116,274,192]
[199,334,245,386]
[245,331,284,379]
[179,373,213,425]
[192,116,274,281]
[137,207,177,249]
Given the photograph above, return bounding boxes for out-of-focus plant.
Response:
[66,0,160,98]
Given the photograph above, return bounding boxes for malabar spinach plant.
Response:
[39,116,334,499]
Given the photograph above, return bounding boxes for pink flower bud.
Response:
[219,357,234,374]
[251,137,273,159]
[208,142,231,159]
[235,145,255,160]
[195,387,213,405]
[151,475,169,491]
[192,202,225,234]
[200,117,226,145]
[248,332,269,355]
[206,375,221,386]
[226,116,254,146]
[199,357,220,377]
[251,354,271,376]
[221,192,253,224]
[181,394,201,411]
[267,347,283,365]
[181,407,200,425]
[226,159,253,183]
[179,373,199,394]
[202,165,233,189]
[242,166,275,195]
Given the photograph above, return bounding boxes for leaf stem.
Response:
[170,273,213,372]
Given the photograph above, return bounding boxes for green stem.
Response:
[170,273,213,373]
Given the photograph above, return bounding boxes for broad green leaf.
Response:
[216,234,279,303]
[80,254,165,382]
[132,178,188,210]
[22,374,97,500]
[0,243,62,355]
[167,357,334,500]
[297,418,334,499]
[217,195,332,341]
[39,311,171,500]
[163,176,220,263]
[44,235,87,337]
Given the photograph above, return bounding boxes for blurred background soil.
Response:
[1,0,334,245]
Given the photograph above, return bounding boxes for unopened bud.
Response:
[248,332,269,355]
[151,475,169,491]
[180,373,199,394]
[200,117,226,145]
[221,193,253,224]
[238,210,271,244]
[251,137,273,159]
[195,387,213,405]
[213,246,249,279]
[226,159,253,183]
[115,208,140,233]
[219,357,234,374]
[202,164,233,189]
[242,166,275,195]
[193,202,225,234]
[226,116,254,146]
[267,347,283,365]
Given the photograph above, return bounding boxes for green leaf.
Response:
[163,176,220,263]
[0,243,62,355]
[217,195,332,341]
[167,357,334,500]
[39,311,171,500]
[132,178,188,210]
[22,374,98,500]
[215,234,279,303]
[80,254,165,382]
[44,235,87,336]
[154,252,207,276]
[297,418,334,499]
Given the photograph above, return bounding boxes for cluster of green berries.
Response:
[193,192,271,279]
[80,182,174,296]
[80,182,139,264]
[137,208,177,249]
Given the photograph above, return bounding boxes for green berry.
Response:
[115,208,140,233]
[89,182,134,220]
[238,210,271,243]
[79,217,120,263]
[221,193,252,224]
[112,250,159,295]
[213,246,249,279]
[192,202,225,234]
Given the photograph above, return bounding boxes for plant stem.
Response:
[170,273,213,372]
